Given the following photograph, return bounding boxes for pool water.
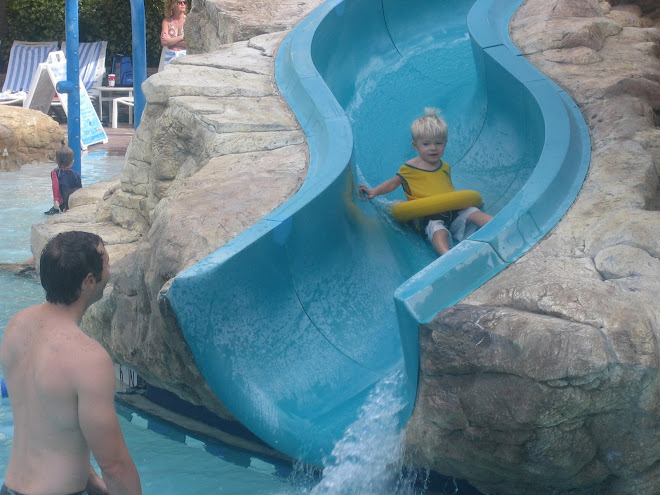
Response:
[0,152,462,494]
[0,153,302,494]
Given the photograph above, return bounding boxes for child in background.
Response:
[359,108,492,256]
[44,143,82,215]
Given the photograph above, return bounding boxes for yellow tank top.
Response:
[396,160,455,200]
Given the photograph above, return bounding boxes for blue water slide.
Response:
[164,0,590,466]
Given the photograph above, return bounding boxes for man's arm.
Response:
[77,345,141,495]
[86,463,108,495]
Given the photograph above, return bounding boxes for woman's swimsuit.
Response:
[167,17,184,38]
[162,16,187,68]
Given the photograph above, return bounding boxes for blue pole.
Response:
[129,0,147,128]
[59,0,82,175]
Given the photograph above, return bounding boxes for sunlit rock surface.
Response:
[406,1,660,494]
[0,105,64,171]
[185,0,320,53]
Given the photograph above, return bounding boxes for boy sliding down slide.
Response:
[359,107,492,256]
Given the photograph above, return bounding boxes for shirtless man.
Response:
[0,231,141,495]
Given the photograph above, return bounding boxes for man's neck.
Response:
[46,300,86,326]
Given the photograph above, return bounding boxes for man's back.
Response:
[2,231,140,495]
[1,303,105,494]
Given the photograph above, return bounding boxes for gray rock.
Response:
[405,1,660,493]
[31,218,141,273]
[185,0,320,52]
[143,65,275,104]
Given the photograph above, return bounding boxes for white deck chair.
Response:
[59,41,107,97]
[29,41,107,116]
[0,41,58,105]
[112,96,134,128]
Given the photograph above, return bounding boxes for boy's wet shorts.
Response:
[425,206,479,244]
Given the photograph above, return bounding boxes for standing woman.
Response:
[160,0,187,69]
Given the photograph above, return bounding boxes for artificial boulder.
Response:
[0,105,64,171]
[405,1,660,493]
[50,27,315,420]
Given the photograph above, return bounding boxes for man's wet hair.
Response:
[40,231,105,305]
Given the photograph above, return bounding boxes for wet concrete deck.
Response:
[61,123,134,156]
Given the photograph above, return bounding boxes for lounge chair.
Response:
[112,96,134,128]
[24,41,107,115]
[50,41,107,110]
[0,41,59,105]
[60,41,107,98]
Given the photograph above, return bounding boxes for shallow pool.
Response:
[0,152,468,494]
[0,153,302,494]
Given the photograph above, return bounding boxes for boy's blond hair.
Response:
[411,107,448,143]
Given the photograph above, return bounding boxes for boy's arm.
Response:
[51,169,63,206]
[359,176,404,199]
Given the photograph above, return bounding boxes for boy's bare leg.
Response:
[467,210,493,228]
[432,229,451,255]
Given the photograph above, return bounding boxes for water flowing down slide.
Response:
[164,0,590,466]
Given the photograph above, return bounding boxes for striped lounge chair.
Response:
[0,41,59,105]
[25,41,107,115]
[60,40,108,97]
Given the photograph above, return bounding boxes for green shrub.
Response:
[1,0,166,71]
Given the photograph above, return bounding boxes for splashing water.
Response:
[304,369,427,495]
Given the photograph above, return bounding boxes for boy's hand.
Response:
[358,184,374,200]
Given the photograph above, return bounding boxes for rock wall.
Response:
[404,1,660,494]
[0,105,64,171]
[185,0,320,53]
[33,2,322,420]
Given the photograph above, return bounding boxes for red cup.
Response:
[108,74,116,87]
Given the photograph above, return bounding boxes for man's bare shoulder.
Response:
[6,303,75,331]
[2,303,111,370]
[0,305,50,363]
[56,319,112,371]
[4,303,45,330]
